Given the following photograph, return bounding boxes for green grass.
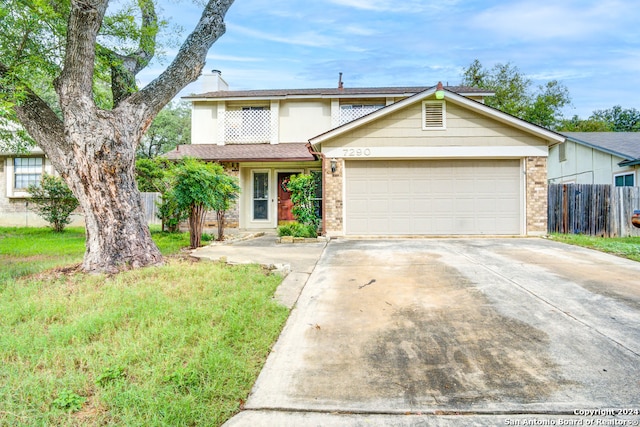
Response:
[550,233,640,262]
[0,227,289,426]
[0,226,190,285]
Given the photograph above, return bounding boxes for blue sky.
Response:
[144,0,640,119]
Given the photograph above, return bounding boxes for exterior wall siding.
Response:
[279,100,331,143]
[548,140,637,185]
[322,101,547,149]
[191,102,219,145]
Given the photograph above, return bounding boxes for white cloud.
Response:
[206,53,263,62]
[469,0,629,41]
[327,0,459,13]
[226,23,340,48]
[342,24,377,36]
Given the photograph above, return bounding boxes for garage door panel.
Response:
[345,160,521,235]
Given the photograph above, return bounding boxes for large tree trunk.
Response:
[2,0,235,273]
[58,106,163,273]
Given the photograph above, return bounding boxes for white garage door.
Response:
[345,160,522,235]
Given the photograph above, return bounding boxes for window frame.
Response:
[251,170,271,221]
[13,157,44,190]
[614,172,635,187]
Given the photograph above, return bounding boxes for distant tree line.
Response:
[460,59,639,132]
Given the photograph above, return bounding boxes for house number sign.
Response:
[342,148,372,157]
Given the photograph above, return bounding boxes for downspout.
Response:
[306,142,327,237]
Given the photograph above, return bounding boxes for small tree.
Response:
[172,158,239,248]
[211,175,240,241]
[287,174,320,232]
[27,174,79,232]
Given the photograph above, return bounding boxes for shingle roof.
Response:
[184,86,492,100]
[561,132,640,162]
[165,142,317,162]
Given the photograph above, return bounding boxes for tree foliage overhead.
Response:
[0,0,235,273]
[460,59,571,129]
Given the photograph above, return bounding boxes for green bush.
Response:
[278,222,317,238]
[286,174,320,229]
[27,174,79,232]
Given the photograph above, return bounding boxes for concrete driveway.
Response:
[226,238,640,426]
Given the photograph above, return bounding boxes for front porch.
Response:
[165,142,322,232]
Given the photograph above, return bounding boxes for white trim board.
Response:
[323,145,548,159]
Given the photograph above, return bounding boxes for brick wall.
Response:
[526,156,548,234]
[324,158,343,235]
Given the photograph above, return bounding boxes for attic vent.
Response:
[558,141,567,162]
[422,101,445,130]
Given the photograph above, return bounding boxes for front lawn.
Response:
[0,226,190,285]
[0,227,289,426]
[550,233,640,262]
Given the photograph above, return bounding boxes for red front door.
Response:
[278,173,295,223]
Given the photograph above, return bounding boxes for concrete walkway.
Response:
[218,237,640,426]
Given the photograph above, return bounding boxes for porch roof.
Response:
[165,143,318,162]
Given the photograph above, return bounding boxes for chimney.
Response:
[338,72,344,90]
[200,70,229,93]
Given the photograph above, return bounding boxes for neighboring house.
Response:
[548,132,640,186]
[0,146,60,227]
[167,72,564,236]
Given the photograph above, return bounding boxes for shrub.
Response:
[278,222,317,238]
[27,174,79,232]
[286,174,320,229]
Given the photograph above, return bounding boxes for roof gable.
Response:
[309,87,565,146]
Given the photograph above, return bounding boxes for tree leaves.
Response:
[460,59,571,130]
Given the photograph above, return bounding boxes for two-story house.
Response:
[167,71,565,237]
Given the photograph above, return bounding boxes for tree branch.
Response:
[110,0,158,106]
[0,61,66,163]
[128,0,234,118]
[56,0,109,105]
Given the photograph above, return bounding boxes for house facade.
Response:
[168,72,564,237]
[0,147,62,227]
[548,132,640,186]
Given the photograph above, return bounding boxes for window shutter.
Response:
[423,101,445,129]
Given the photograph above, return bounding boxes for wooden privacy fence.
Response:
[140,192,161,225]
[548,184,640,237]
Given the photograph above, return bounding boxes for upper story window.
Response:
[614,172,634,187]
[422,101,446,130]
[339,104,384,126]
[14,157,43,189]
